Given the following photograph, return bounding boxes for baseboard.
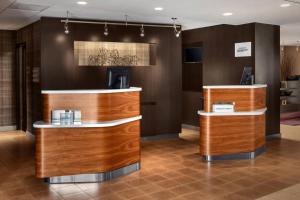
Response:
[0,126,16,132]
[182,124,199,131]
[141,133,179,141]
[266,133,281,140]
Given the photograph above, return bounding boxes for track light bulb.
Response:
[64,23,69,34]
[104,23,109,36]
[172,17,181,38]
[175,30,181,37]
[140,24,145,37]
[64,11,70,34]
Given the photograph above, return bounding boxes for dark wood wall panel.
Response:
[182,23,280,135]
[182,91,203,125]
[40,17,181,137]
[254,24,280,135]
[0,30,16,127]
[16,21,41,133]
[182,24,254,127]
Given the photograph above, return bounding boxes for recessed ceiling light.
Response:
[77,1,87,5]
[280,3,291,7]
[154,7,163,11]
[223,12,233,16]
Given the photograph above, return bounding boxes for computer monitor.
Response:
[106,67,130,89]
[240,66,253,85]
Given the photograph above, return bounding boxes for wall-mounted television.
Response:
[184,47,202,63]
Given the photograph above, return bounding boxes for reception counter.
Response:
[33,87,142,183]
[198,84,267,161]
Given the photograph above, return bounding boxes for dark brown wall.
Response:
[0,30,16,127]
[182,23,280,136]
[40,17,182,136]
[254,23,280,135]
[182,24,254,126]
[16,21,42,133]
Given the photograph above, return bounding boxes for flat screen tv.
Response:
[184,47,202,63]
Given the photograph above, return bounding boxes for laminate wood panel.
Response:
[203,87,266,112]
[43,92,140,122]
[199,114,265,156]
[35,120,140,178]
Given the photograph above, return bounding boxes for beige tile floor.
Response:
[255,124,300,200]
[281,124,300,141]
[0,125,299,200]
[256,183,300,200]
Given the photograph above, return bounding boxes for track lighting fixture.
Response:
[104,23,109,36]
[140,24,145,37]
[64,11,70,34]
[172,17,181,37]
[60,15,181,38]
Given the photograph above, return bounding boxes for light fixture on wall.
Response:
[64,11,70,34]
[104,22,109,36]
[140,24,145,37]
[172,17,181,37]
[297,41,300,52]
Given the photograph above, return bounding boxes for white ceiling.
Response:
[1,0,300,45]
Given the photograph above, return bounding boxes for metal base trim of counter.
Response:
[46,162,140,184]
[202,146,266,162]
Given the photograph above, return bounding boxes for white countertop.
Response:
[203,84,267,89]
[33,116,142,128]
[41,87,142,94]
[198,108,267,116]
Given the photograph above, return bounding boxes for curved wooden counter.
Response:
[203,84,266,112]
[199,85,267,161]
[199,110,266,156]
[34,88,142,182]
[42,88,141,123]
[35,119,141,178]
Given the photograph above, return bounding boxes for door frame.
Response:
[15,43,27,131]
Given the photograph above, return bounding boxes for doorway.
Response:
[16,43,27,131]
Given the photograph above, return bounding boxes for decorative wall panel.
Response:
[74,41,150,66]
[0,30,16,127]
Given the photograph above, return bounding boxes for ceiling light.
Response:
[104,23,108,36]
[64,11,70,34]
[64,23,69,34]
[171,17,181,38]
[140,24,145,37]
[77,1,87,5]
[223,12,233,16]
[280,3,291,7]
[154,7,163,11]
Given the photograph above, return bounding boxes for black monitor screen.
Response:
[106,67,130,89]
[184,47,202,63]
[240,66,253,85]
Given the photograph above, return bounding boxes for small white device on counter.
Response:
[212,103,235,113]
[51,110,81,125]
